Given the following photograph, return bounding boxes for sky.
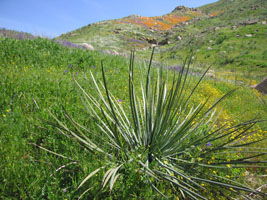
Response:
[0,0,218,38]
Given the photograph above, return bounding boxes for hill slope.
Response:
[157,0,267,75]
[58,0,267,75]
[57,6,206,53]
[0,28,36,39]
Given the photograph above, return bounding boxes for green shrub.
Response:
[48,49,266,199]
[215,35,227,45]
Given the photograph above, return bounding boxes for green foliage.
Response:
[215,34,227,45]
[55,0,267,80]
[0,36,266,199]
[49,49,267,199]
[0,37,129,199]
[0,37,96,69]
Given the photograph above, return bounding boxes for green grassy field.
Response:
[0,37,266,199]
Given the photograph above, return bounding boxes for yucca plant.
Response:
[47,49,266,199]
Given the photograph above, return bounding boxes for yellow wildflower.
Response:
[164,161,168,165]
[6,109,10,113]
[226,164,231,168]
[3,114,6,118]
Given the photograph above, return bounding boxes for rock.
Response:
[262,21,267,25]
[232,26,237,30]
[209,40,213,43]
[81,43,94,50]
[177,36,182,41]
[215,27,220,31]
[206,70,215,78]
[241,20,258,25]
[172,6,188,12]
[102,50,122,56]
[236,34,240,37]
[126,14,139,19]
[246,34,252,37]
[252,78,267,94]
[207,47,213,50]
[207,69,215,77]
[172,6,198,13]
[111,50,119,55]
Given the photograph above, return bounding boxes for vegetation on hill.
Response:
[57,6,206,52]
[0,35,266,199]
[157,0,267,75]
[0,28,36,39]
[1,0,267,199]
[57,0,267,78]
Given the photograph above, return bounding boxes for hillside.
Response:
[159,0,267,74]
[57,6,205,54]
[1,36,267,199]
[57,0,267,77]
[0,28,36,39]
[1,0,267,199]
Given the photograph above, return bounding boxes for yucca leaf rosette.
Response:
[49,49,266,199]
